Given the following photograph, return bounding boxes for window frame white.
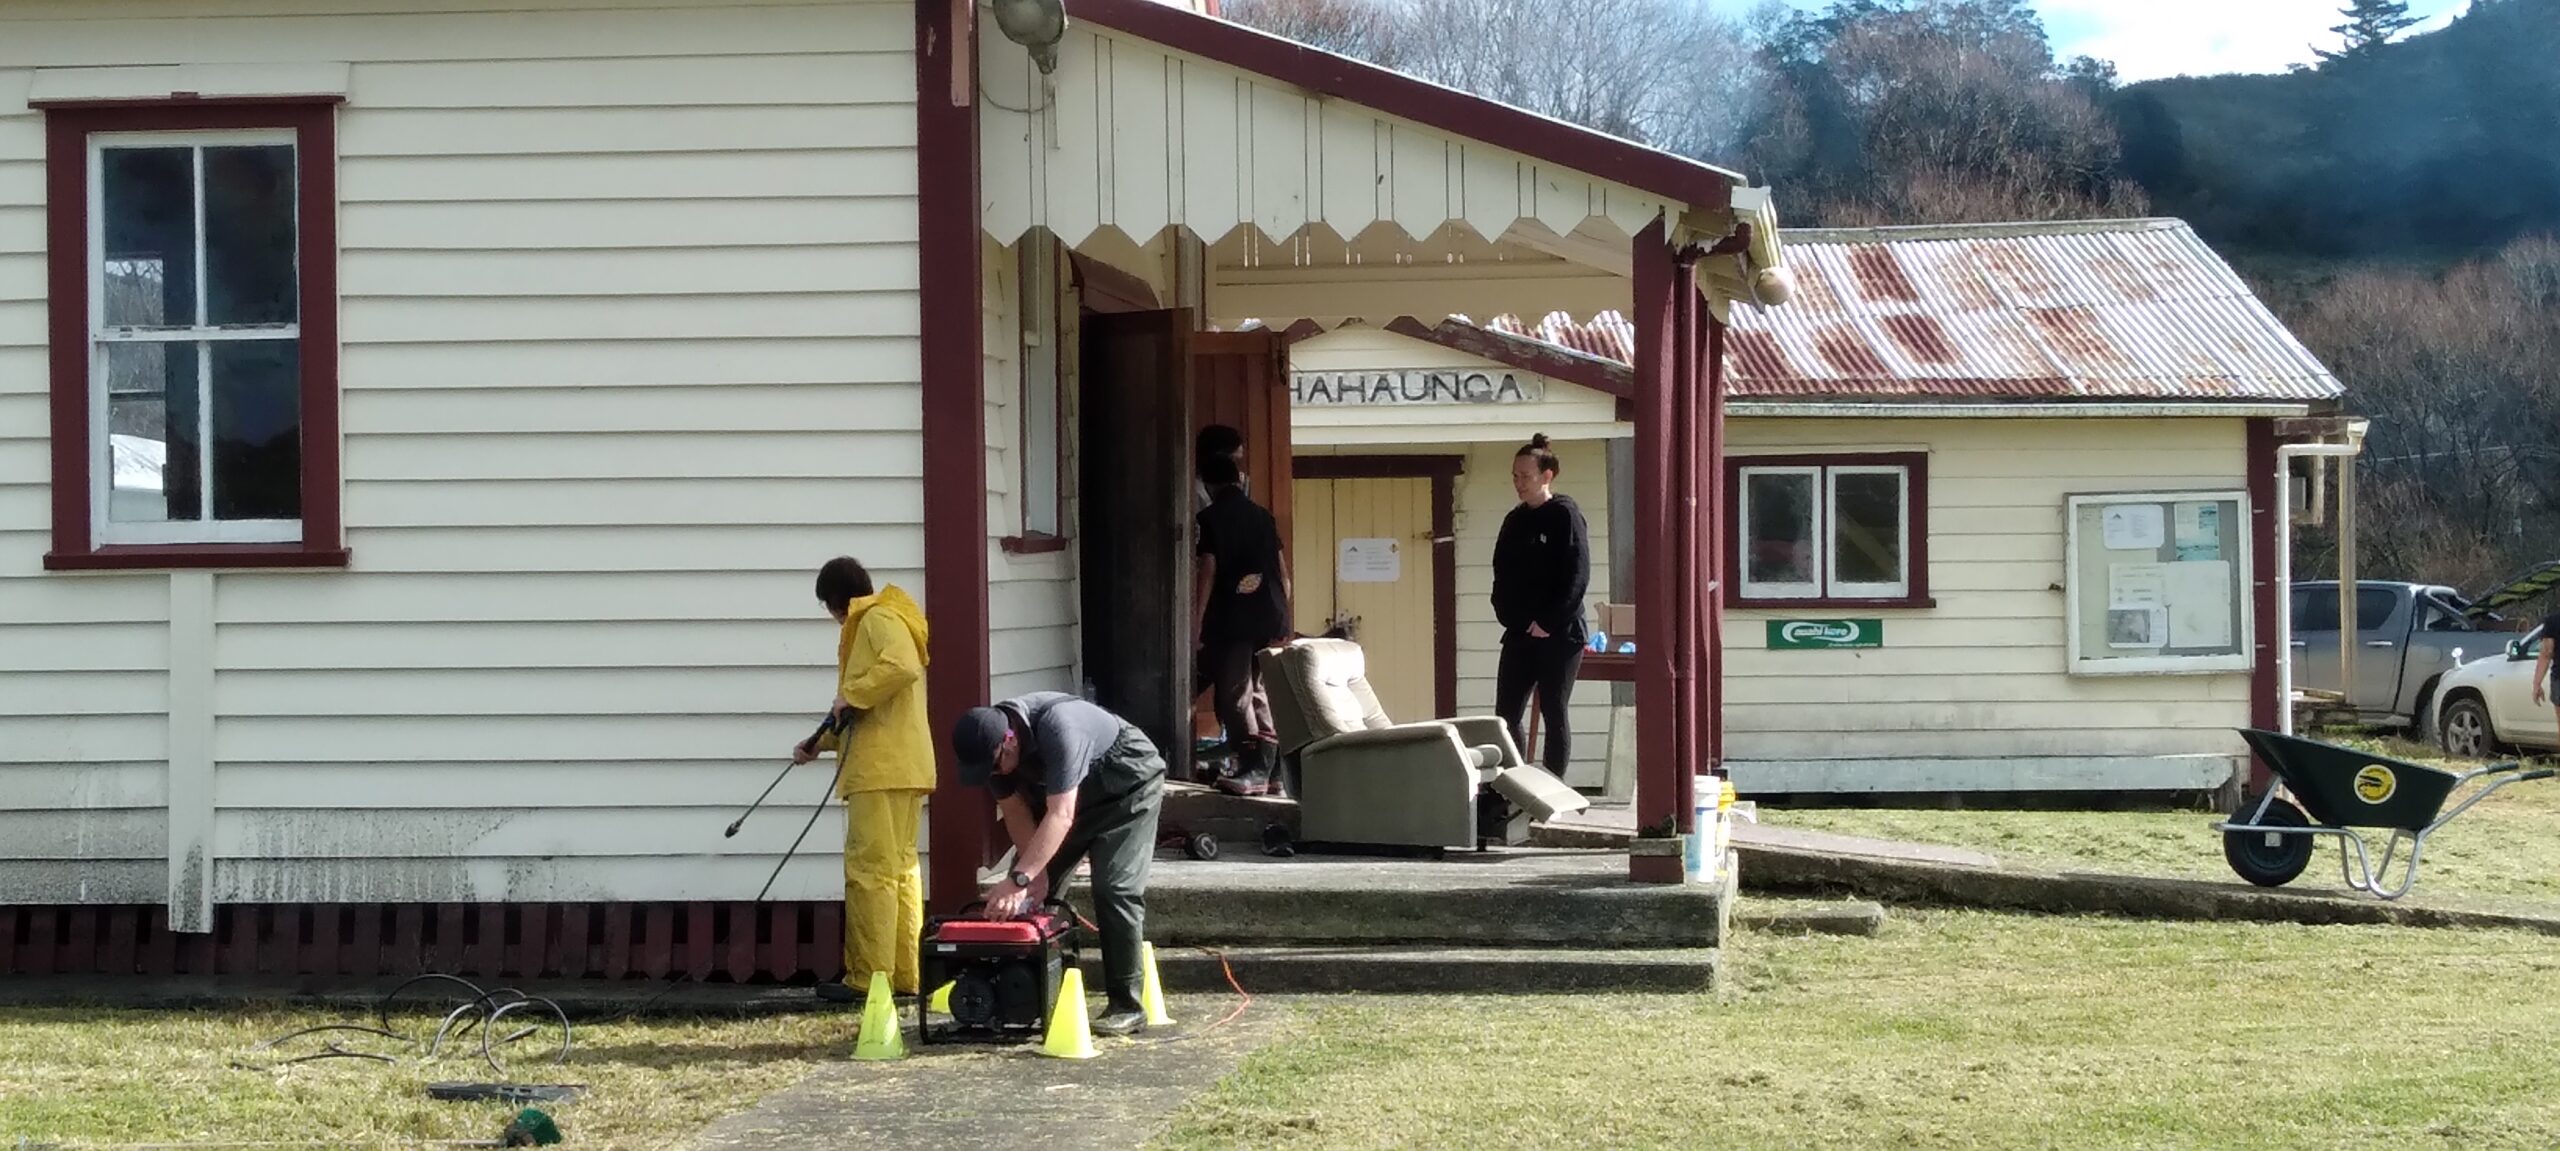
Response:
[1824,464,1912,601]
[86,128,302,548]
[1016,234,1065,543]
[1737,464,1824,601]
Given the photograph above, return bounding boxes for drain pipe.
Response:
[2277,437,2366,735]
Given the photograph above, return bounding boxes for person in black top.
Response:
[1193,450,1293,795]
[1491,434,1590,779]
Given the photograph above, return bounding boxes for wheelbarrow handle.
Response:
[2522,768,2558,782]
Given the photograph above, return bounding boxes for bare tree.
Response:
[1226,0,1764,163]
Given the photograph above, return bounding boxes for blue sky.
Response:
[1709,0,2470,81]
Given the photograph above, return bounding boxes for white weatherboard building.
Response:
[1,0,1780,976]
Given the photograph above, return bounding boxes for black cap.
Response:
[950,706,1011,786]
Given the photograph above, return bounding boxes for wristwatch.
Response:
[1008,869,1033,890]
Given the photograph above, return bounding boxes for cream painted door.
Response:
[1292,475,1438,722]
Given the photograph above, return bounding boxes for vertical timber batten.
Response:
[1704,316,1727,774]
[921,0,993,913]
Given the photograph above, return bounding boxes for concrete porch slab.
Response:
[1136,848,1729,949]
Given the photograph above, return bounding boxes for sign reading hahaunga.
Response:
[1290,369,1546,407]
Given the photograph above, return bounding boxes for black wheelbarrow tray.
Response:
[2219,729,2555,900]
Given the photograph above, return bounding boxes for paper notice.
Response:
[2102,503,2166,551]
[1337,537,1402,583]
[2174,502,2223,562]
[2107,606,2167,649]
[2166,561,2234,649]
[2109,562,2168,607]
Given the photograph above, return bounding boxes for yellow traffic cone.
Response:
[853,970,906,1062]
[1041,967,1098,1060]
[1140,943,1175,1028]
[927,981,954,1016]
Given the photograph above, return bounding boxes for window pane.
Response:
[1745,471,1816,585]
[209,340,300,521]
[104,341,201,522]
[100,147,197,329]
[2354,588,2398,633]
[1833,471,1904,586]
[2294,589,2341,632]
[204,145,298,327]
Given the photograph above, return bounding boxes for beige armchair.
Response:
[1258,638,1590,851]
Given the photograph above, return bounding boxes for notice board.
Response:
[2064,490,2252,675]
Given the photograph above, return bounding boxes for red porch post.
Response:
[1704,316,1727,773]
[1632,220,1678,875]
[1631,222,1717,882]
[919,0,994,915]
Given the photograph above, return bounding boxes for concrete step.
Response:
[1139,851,1730,949]
[1084,945,1720,995]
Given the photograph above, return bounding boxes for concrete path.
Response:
[1534,804,2560,936]
[691,996,1283,1151]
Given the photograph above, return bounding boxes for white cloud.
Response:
[2035,0,2468,81]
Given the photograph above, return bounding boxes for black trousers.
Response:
[1041,726,1166,1011]
[1495,631,1585,777]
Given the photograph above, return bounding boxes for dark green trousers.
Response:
[1043,724,1166,1010]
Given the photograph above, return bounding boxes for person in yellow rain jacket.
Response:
[794,556,935,1003]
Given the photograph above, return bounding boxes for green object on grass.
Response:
[503,1107,563,1146]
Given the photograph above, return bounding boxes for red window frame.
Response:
[1723,451,1933,610]
[40,97,346,572]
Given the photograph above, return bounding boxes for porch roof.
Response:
[982,0,1780,278]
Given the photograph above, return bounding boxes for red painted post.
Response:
[1668,259,1698,838]
[918,0,995,918]
[1631,220,1680,878]
[2248,417,2281,790]
[1704,317,1728,773]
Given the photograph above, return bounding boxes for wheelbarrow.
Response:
[2219,728,2555,900]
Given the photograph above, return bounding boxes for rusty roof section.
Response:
[1481,219,2346,405]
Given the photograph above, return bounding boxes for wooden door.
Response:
[1292,475,1439,722]
[1191,331,1293,545]
[1080,309,1194,777]
[1190,330,1292,744]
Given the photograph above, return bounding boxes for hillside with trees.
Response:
[1224,0,2560,592]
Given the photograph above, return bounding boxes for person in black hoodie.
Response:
[1490,434,1590,778]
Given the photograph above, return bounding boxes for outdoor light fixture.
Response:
[991,0,1068,75]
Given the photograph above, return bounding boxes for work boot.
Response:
[1092,1004,1148,1037]
[816,980,857,1004]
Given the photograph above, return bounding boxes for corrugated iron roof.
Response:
[1480,219,2346,405]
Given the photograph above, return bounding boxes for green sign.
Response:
[1766,619,1884,650]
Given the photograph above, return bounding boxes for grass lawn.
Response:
[0,1005,851,1149]
[1757,735,2560,910]
[1161,909,2560,1150]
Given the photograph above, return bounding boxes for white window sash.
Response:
[1018,238,1061,538]
[86,129,304,547]
[1825,465,1910,600]
[1738,465,1823,600]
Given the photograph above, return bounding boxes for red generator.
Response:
[915,907,1078,1044]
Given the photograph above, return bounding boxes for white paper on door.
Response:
[1337,538,1403,583]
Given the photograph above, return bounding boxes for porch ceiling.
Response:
[979,4,1743,266]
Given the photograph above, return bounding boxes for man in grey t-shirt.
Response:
[951,691,1167,1036]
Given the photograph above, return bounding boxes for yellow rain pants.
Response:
[843,788,927,995]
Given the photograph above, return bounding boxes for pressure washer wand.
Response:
[724,713,843,838]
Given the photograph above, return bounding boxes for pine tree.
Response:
[2316,0,2424,62]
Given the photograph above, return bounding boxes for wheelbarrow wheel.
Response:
[2224,793,2315,887]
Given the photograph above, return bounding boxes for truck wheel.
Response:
[2407,680,2440,743]
[2223,794,2315,887]
[2440,697,2497,760]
